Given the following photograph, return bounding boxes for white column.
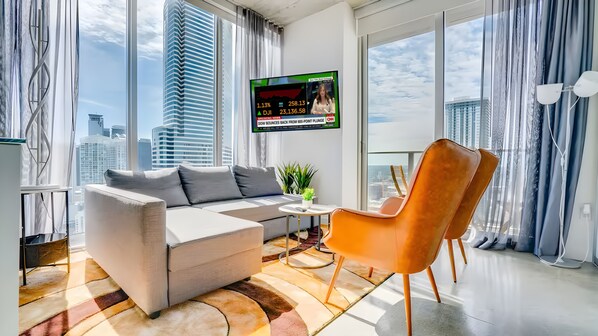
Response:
[0,141,22,335]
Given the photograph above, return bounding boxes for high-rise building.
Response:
[445,97,490,148]
[79,135,112,185]
[153,0,216,169]
[79,117,128,185]
[221,21,234,166]
[75,145,80,186]
[138,138,152,171]
[111,125,126,139]
[223,146,232,165]
[88,114,104,136]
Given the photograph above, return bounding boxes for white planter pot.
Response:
[302,199,313,209]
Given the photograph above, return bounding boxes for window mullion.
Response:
[214,17,223,166]
[126,0,138,170]
[434,12,445,140]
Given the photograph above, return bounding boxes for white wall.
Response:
[0,143,21,336]
[565,5,598,263]
[281,2,359,207]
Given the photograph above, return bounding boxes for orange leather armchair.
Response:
[445,149,499,282]
[323,139,480,336]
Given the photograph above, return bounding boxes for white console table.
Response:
[0,138,24,336]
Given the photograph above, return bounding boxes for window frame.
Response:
[358,2,484,209]
[125,0,235,170]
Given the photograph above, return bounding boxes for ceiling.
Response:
[230,0,375,26]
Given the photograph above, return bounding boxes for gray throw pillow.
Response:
[104,168,190,208]
[233,165,283,198]
[178,165,243,204]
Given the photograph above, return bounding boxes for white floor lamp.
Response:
[536,71,598,269]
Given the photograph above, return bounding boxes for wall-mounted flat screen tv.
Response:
[250,70,340,133]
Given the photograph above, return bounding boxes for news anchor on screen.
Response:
[311,84,335,114]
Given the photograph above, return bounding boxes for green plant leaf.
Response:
[277,162,298,194]
[294,163,318,194]
[302,187,315,200]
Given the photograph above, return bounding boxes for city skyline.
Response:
[76,113,152,186]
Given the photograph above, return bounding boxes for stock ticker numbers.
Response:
[288,100,306,107]
[279,107,307,115]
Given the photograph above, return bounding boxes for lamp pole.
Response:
[537,71,598,268]
[539,86,581,269]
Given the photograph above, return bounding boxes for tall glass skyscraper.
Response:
[445,98,490,148]
[153,0,216,169]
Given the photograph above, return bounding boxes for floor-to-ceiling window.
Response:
[138,0,234,171]
[71,1,127,246]
[71,0,235,247]
[366,16,435,211]
[362,5,484,210]
[445,17,485,148]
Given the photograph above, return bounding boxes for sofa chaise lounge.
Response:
[85,165,306,317]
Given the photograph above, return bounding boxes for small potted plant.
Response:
[302,188,315,209]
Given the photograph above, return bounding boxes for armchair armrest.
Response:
[85,185,168,315]
[323,208,398,269]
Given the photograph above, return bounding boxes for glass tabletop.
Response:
[278,204,337,216]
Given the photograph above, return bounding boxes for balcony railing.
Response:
[367,150,423,175]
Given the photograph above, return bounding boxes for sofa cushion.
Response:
[194,194,302,222]
[178,165,243,204]
[104,168,189,208]
[166,208,263,272]
[232,165,283,197]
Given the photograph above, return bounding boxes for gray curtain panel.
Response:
[472,0,542,250]
[234,7,282,167]
[521,0,595,256]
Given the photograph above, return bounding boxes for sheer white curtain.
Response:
[470,0,542,250]
[233,7,282,167]
[2,0,78,234]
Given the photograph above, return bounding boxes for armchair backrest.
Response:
[445,149,499,240]
[393,139,480,274]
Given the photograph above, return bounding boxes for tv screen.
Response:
[250,70,340,133]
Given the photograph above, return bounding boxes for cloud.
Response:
[366,19,484,151]
[79,0,164,59]
[445,19,484,101]
[79,98,114,110]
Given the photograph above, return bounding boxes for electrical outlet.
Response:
[582,203,592,219]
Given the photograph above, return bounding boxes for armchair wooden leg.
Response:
[325,255,345,303]
[457,238,468,264]
[367,267,374,278]
[402,274,412,336]
[426,266,441,303]
[447,239,457,283]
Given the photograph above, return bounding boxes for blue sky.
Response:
[368,18,484,154]
[78,0,483,153]
[77,0,164,142]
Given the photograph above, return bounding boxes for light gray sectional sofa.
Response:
[85,165,305,318]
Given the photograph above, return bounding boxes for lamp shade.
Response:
[573,71,598,97]
[537,83,563,104]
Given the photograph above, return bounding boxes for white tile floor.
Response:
[318,243,598,336]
